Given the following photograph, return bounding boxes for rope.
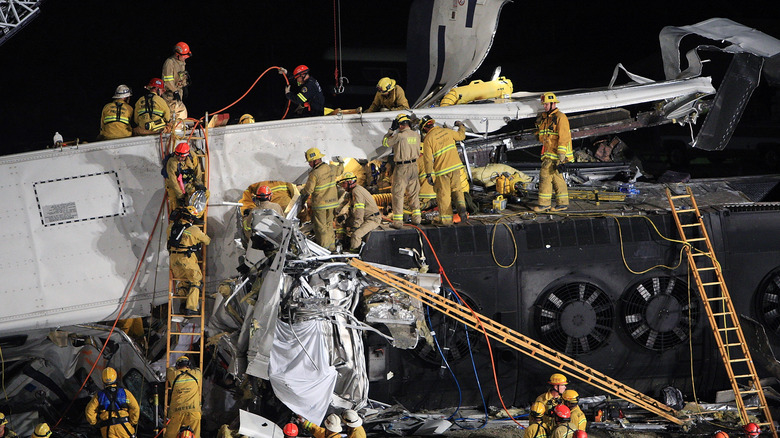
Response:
[201,66,291,121]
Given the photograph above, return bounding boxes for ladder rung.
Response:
[733,374,753,379]
[712,312,732,317]
[696,267,717,271]
[691,252,711,257]
[676,208,696,213]
[739,389,760,395]
[686,237,707,242]
[669,194,692,200]
[701,281,724,287]
[170,331,201,335]
[743,406,764,411]
[728,358,749,362]
[707,296,728,302]
[717,326,738,332]
[681,223,702,228]
[169,350,200,354]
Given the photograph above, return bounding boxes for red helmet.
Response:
[255,185,272,201]
[177,426,195,438]
[293,65,309,78]
[574,431,588,438]
[175,41,191,58]
[174,142,190,157]
[744,423,760,437]
[553,404,571,420]
[283,423,298,437]
[713,432,729,438]
[147,78,164,91]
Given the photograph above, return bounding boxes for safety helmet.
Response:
[377,77,396,93]
[574,431,588,438]
[324,413,342,433]
[293,65,309,78]
[419,115,435,132]
[338,172,357,185]
[283,423,298,437]
[177,426,195,438]
[239,114,255,124]
[744,422,760,437]
[174,142,191,157]
[713,431,728,438]
[342,409,362,428]
[255,185,272,201]
[0,412,7,425]
[529,402,546,418]
[541,92,559,104]
[175,41,192,58]
[113,84,132,99]
[562,389,579,403]
[395,113,411,126]
[33,422,52,437]
[553,404,571,420]
[102,367,118,385]
[304,147,324,162]
[185,205,203,218]
[147,78,165,92]
[548,373,568,385]
[176,355,191,368]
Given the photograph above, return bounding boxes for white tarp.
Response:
[269,320,337,426]
[238,410,284,438]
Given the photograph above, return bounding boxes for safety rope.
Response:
[204,66,291,120]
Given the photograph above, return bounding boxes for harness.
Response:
[96,387,133,434]
[139,93,165,120]
[177,162,196,183]
[168,221,201,254]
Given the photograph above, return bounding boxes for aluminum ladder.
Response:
[666,186,776,437]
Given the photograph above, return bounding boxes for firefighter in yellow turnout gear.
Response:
[562,390,586,431]
[301,148,343,251]
[134,78,171,136]
[524,402,550,438]
[534,92,572,212]
[336,172,381,251]
[98,85,134,141]
[300,413,342,438]
[85,367,140,438]
[0,411,18,438]
[167,206,210,315]
[420,116,467,225]
[535,373,568,432]
[165,142,205,211]
[239,180,299,215]
[383,113,421,228]
[166,356,202,438]
[365,77,410,112]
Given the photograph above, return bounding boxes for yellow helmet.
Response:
[548,373,568,385]
[530,402,546,418]
[33,422,52,437]
[377,77,396,93]
[102,367,118,385]
[562,389,579,403]
[395,113,411,125]
[239,114,255,124]
[419,115,435,132]
[176,355,191,368]
[305,147,324,162]
[0,412,7,425]
[338,172,357,184]
[541,92,559,104]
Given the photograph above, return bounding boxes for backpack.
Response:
[161,153,173,178]
[168,221,189,250]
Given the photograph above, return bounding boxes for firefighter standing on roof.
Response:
[279,65,325,117]
[98,85,134,141]
[165,142,204,211]
[365,77,409,112]
[534,92,572,212]
[420,116,468,226]
[166,356,202,438]
[85,367,140,438]
[134,78,172,136]
[167,206,210,316]
[336,172,381,252]
[301,148,343,251]
[383,113,421,228]
[163,42,191,101]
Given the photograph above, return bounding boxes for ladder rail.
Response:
[666,187,777,437]
[349,259,684,425]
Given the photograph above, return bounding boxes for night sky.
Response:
[0,1,776,155]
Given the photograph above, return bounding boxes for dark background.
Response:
[0,1,777,155]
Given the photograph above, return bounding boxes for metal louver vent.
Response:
[756,269,780,337]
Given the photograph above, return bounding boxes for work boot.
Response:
[458,209,469,224]
[390,222,404,230]
[551,205,568,212]
[411,217,421,226]
[183,308,199,317]
[532,205,551,212]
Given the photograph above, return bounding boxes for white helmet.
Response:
[113,84,131,99]
[324,413,342,433]
[342,409,362,428]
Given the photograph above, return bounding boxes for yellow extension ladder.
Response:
[666,186,777,437]
[348,259,684,425]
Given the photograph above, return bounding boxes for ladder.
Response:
[666,186,777,437]
[163,125,210,430]
[348,259,684,425]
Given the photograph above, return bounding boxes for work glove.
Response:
[278,67,288,76]
[285,85,291,94]
[336,214,347,224]
[390,119,399,131]
[557,162,567,173]
[454,120,464,128]
[426,174,435,186]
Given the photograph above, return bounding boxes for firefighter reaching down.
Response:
[84,367,140,438]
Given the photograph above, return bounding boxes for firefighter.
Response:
[0,412,17,438]
[524,402,549,438]
[420,116,467,226]
[383,113,421,228]
[97,85,133,141]
[167,206,210,316]
[239,180,299,215]
[549,405,576,438]
[176,426,195,438]
[239,114,255,124]
[282,423,298,438]
[561,390,586,431]
[744,423,760,437]
[533,92,572,212]
[574,431,587,438]
[163,41,191,101]
[535,373,568,431]
[163,90,188,124]
[713,431,729,438]
[30,423,51,438]
[341,410,365,438]
[134,78,171,136]
[365,77,409,112]
[336,172,381,252]
[300,414,342,438]
[165,356,202,438]
[164,142,205,211]
[300,147,343,251]
[84,367,140,438]
[243,186,284,241]
[279,65,325,117]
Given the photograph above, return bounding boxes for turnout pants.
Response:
[170,253,202,311]
[392,163,421,225]
[433,171,465,225]
[538,158,568,208]
[312,208,336,251]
